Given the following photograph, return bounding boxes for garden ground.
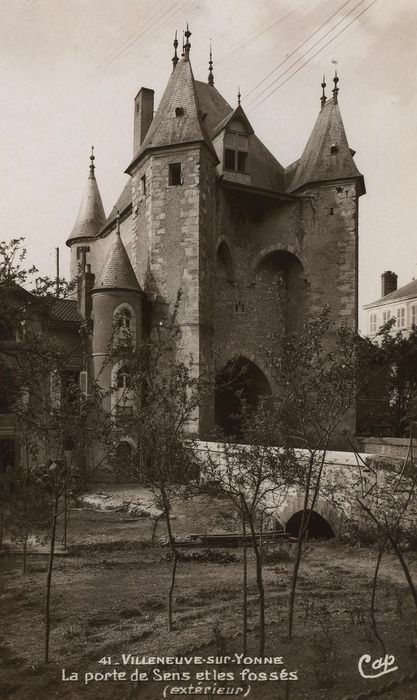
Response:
[1,486,416,700]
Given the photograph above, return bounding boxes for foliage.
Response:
[102,292,211,631]
[357,322,417,437]
[0,238,111,662]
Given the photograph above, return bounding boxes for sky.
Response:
[0,0,416,332]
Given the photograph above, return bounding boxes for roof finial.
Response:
[320,75,327,110]
[181,31,185,57]
[89,145,95,179]
[208,39,214,86]
[237,86,241,106]
[172,30,179,70]
[184,23,191,59]
[332,70,339,104]
[116,206,120,236]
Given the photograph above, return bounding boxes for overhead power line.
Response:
[246,0,355,99]
[247,0,367,107]
[249,0,379,112]
[85,0,193,81]
[89,0,176,73]
[218,2,307,64]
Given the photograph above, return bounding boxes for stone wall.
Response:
[355,436,411,460]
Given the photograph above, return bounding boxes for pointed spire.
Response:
[332,70,339,104]
[89,145,95,178]
[172,30,179,70]
[184,23,191,59]
[208,39,214,86]
[320,75,327,110]
[181,31,185,57]
[66,148,106,245]
[237,87,241,106]
[288,78,363,193]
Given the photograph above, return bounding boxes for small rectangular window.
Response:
[369,313,377,333]
[169,162,182,186]
[412,305,417,327]
[224,149,235,170]
[382,310,391,324]
[396,307,405,328]
[237,151,247,173]
[223,131,249,172]
[141,175,146,195]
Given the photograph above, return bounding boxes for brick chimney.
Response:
[381,271,397,297]
[76,247,95,319]
[133,88,154,155]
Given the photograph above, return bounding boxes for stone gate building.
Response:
[66,29,365,438]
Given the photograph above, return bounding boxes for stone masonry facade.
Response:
[65,35,365,440]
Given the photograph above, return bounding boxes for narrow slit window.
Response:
[169,162,182,186]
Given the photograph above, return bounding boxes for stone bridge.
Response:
[195,441,383,538]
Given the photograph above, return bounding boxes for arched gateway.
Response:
[215,357,272,438]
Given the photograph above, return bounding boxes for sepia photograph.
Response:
[1,1,417,698]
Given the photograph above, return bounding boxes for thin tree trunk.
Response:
[288,530,304,639]
[389,536,417,611]
[288,446,328,639]
[62,484,68,550]
[160,484,178,632]
[288,459,314,638]
[45,495,59,664]
[23,531,27,574]
[241,500,247,655]
[151,511,164,547]
[358,498,417,612]
[168,552,178,633]
[244,503,265,656]
[370,539,386,654]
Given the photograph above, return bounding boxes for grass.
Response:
[1,493,417,699]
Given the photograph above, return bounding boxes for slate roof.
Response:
[67,170,106,245]
[194,81,233,136]
[364,280,417,309]
[127,54,216,173]
[100,180,132,233]
[248,135,286,192]
[93,232,141,292]
[287,96,363,192]
[51,299,81,323]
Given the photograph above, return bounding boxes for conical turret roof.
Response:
[288,96,364,193]
[66,151,106,245]
[126,51,216,173]
[93,228,141,292]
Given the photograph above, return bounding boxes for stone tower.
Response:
[90,215,143,412]
[286,73,365,331]
[66,148,106,281]
[125,29,219,431]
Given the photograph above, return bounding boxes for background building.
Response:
[364,271,417,338]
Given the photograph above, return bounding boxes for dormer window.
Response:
[224,132,248,173]
[175,107,184,117]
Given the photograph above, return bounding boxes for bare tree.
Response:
[264,309,365,638]
[200,402,298,655]
[105,295,208,631]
